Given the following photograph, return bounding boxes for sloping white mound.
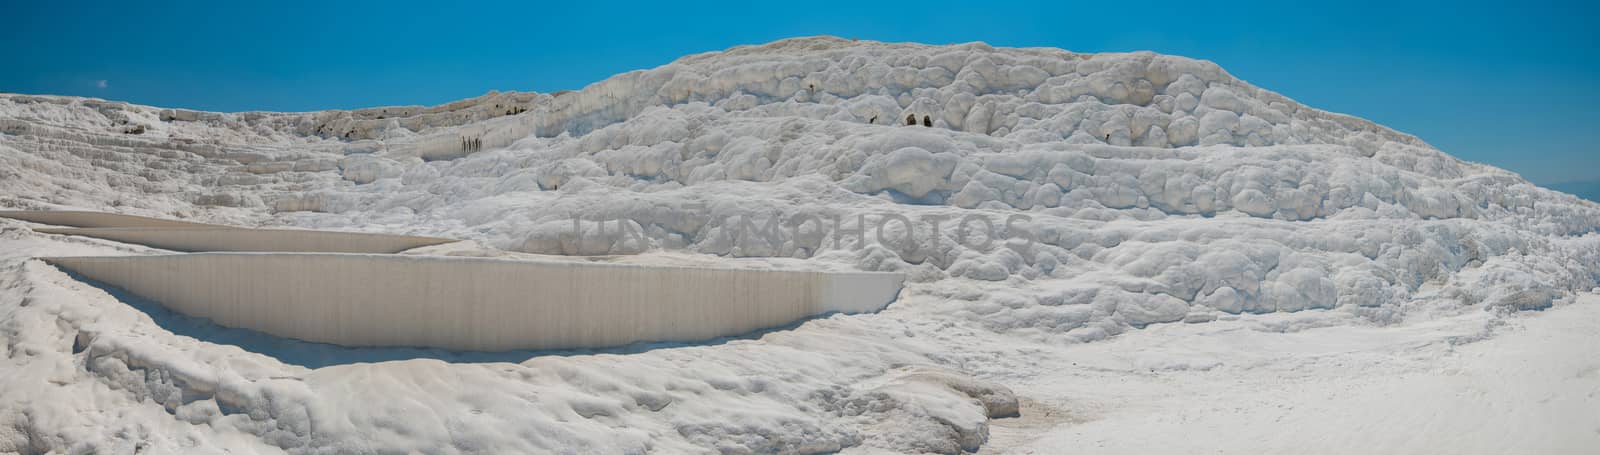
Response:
[0,37,1597,453]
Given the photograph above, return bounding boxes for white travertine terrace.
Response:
[1,37,1597,454]
[44,253,905,351]
[32,227,453,254]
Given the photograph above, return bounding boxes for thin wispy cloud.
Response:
[94,80,108,89]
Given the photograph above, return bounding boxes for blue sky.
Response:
[4,1,1595,183]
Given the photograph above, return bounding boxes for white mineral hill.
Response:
[1,36,1597,454]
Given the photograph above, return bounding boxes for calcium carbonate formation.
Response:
[0,37,1596,453]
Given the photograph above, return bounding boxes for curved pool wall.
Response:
[0,210,219,228]
[34,227,454,254]
[44,253,904,351]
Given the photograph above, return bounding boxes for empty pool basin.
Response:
[45,253,905,351]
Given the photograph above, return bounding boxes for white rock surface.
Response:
[0,36,1597,453]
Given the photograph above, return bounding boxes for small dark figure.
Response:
[809,84,815,92]
[906,114,917,126]
[869,115,878,124]
[922,115,932,127]
[1104,133,1110,141]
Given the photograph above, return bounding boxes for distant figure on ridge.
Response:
[922,115,932,127]
[869,116,878,124]
[906,114,917,126]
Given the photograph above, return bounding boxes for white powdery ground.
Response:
[1,36,1598,453]
[980,293,1600,454]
